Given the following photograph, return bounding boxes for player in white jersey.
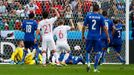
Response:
[53,20,75,65]
[36,8,60,66]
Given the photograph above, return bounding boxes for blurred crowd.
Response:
[130,0,134,29]
[0,0,126,31]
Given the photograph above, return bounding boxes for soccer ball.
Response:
[74,45,81,51]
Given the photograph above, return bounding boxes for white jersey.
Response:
[38,17,57,37]
[53,25,71,43]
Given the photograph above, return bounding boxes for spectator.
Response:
[0,17,4,26]
[16,5,24,17]
[0,1,7,14]
[24,1,39,14]
[65,5,74,26]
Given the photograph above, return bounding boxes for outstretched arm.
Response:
[51,7,60,18]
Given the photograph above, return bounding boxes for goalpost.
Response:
[125,0,129,65]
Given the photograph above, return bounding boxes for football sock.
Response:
[62,53,69,63]
[22,50,28,62]
[53,52,60,64]
[117,55,125,63]
[35,48,40,61]
[94,52,101,69]
[42,53,46,64]
[86,52,90,67]
[101,50,106,63]
[52,55,56,64]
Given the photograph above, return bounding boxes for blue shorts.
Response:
[85,39,102,53]
[101,39,108,48]
[112,39,122,53]
[24,41,34,49]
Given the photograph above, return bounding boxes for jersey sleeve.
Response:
[49,17,58,25]
[100,16,105,27]
[83,14,88,26]
[65,26,71,31]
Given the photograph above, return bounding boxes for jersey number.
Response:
[118,31,121,38]
[105,21,109,30]
[26,25,32,33]
[59,30,63,39]
[92,20,96,30]
[43,24,51,34]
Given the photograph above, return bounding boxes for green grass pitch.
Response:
[0,64,134,75]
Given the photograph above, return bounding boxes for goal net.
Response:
[0,0,127,64]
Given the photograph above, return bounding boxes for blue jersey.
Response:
[22,20,37,41]
[59,52,85,64]
[101,18,114,39]
[84,12,105,40]
[113,23,123,45]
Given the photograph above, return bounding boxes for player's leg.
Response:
[85,40,93,72]
[94,40,102,72]
[21,41,29,64]
[114,45,125,64]
[49,39,61,66]
[33,43,40,64]
[99,39,108,65]
[61,43,70,65]
[42,40,47,66]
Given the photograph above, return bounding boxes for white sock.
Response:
[52,55,56,64]
[53,52,59,64]
[62,53,69,63]
[42,53,46,64]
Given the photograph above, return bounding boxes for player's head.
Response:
[58,20,64,25]
[42,11,49,19]
[102,11,107,17]
[113,19,119,25]
[93,3,100,12]
[28,12,35,19]
[17,40,24,48]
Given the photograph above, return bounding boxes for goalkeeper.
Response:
[10,40,42,64]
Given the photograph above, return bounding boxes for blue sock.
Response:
[86,52,90,67]
[22,50,28,62]
[101,50,106,63]
[94,52,101,69]
[117,55,125,63]
[35,48,40,60]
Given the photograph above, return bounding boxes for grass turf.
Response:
[0,64,134,75]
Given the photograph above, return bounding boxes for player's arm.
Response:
[36,22,41,41]
[82,26,86,42]
[82,14,88,42]
[103,26,110,43]
[51,7,60,18]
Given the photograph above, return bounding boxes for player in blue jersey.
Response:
[59,45,85,65]
[112,19,125,64]
[82,4,110,72]
[100,11,115,64]
[21,12,38,64]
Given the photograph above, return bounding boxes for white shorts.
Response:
[56,41,70,52]
[42,36,56,51]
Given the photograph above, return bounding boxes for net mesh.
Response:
[0,0,126,63]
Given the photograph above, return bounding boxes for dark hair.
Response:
[113,19,119,24]
[58,20,64,25]
[29,13,35,19]
[102,11,107,16]
[93,4,100,12]
[42,11,49,19]
[17,40,22,45]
